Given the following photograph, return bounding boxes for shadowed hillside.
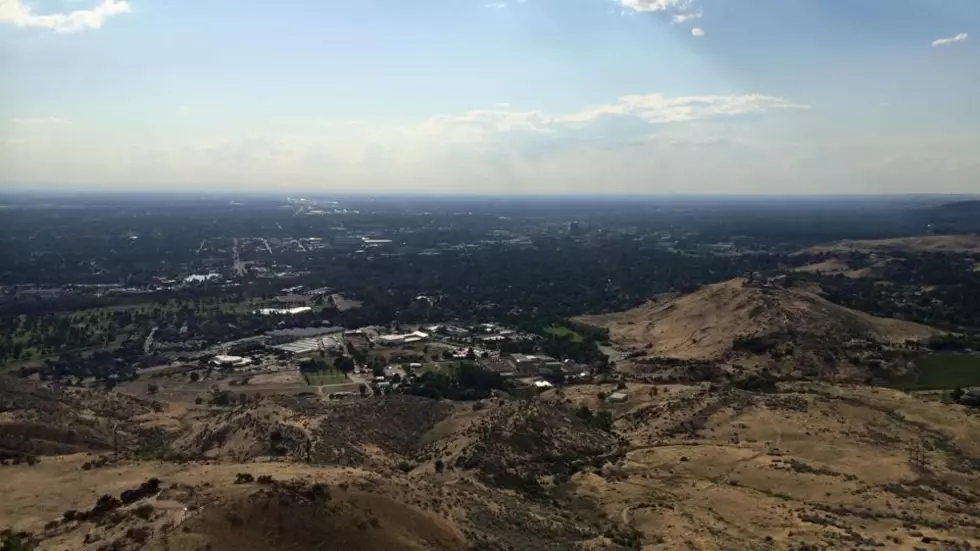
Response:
[0,377,165,461]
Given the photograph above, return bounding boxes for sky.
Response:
[0,0,978,195]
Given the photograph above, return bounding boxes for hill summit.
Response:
[578,277,939,371]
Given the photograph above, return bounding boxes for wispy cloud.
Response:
[0,0,131,33]
[671,10,702,24]
[406,93,809,145]
[619,0,688,12]
[932,32,968,47]
[620,0,703,28]
[691,27,704,37]
[11,117,72,126]
[484,2,507,8]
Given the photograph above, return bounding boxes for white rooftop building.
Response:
[211,355,252,367]
[273,335,342,355]
[607,391,629,403]
[375,331,430,346]
[255,306,312,316]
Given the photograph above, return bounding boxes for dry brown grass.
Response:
[577,278,938,363]
[794,258,892,279]
[162,484,465,551]
[9,370,980,550]
[799,234,980,254]
[565,382,980,550]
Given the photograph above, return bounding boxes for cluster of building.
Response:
[373,331,430,346]
[483,353,590,380]
[272,334,342,355]
[207,326,346,366]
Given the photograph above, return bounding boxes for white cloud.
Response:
[561,93,807,124]
[0,0,131,33]
[484,2,507,8]
[11,117,71,125]
[0,92,825,193]
[671,10,702,24]
[691,27,704,37]
[619,0,688,12]
[395,93,808,150]
[620,0,704,28]
[932,32,968,46]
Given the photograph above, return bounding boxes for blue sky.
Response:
[0,0,977,194]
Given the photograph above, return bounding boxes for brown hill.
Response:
[7,378,980,550]
[0,451,633,551]
[415,399,624,491]
[0,377,164,460]
[171,394,455,468]
[577,278,939,369]
[165,482,466,551]
[553,381,980,550]
[793,257,893,278]
[798,234,980,254]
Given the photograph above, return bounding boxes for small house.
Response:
[607,391,629,404]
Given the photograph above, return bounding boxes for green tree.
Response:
[0,533,35,551]
[335,356,355,374]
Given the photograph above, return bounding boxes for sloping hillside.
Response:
[0,446,634,551]
[7,378,980,550]
[798,234,980,254]
[172,394,454,467]
[415,399,624,492]
[556,381,980,550]
[0,377,165,460]
[167,482,467,551]
[578,278,939,363]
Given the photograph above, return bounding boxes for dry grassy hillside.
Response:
[799,234,980,254]
[793,257,894,279]
[414,400,624,492]
[0,381,638,550]
[163,480,468,551]
[172,395,454,468]
[0,434,634,551]
[577,278,939,366]
[7,370,980,551]
[552,382,980,550]
[0,377,166,460]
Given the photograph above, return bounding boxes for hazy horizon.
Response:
[2,187,978,202]
[2,0,978,194]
